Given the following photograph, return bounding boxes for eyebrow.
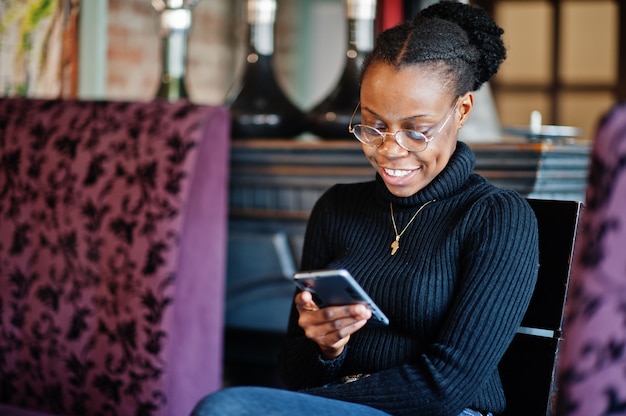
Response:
[361,106,433,123]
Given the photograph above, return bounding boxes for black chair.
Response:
[499,198,584,416]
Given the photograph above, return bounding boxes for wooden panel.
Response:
[560,1,618,84]
[494,1,553,84]
[559,91,617,140]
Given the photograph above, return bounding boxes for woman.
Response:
[192,1,538,415]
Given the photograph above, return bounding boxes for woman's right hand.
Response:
[295,290,372,359]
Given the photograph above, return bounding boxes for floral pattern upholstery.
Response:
[0,98,230,415]
[557,102,626,415]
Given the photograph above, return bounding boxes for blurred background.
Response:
[0,0,622,141]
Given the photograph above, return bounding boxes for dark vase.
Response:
[306,0,377,140]
[153,1,198,101]
[226,0,305,139]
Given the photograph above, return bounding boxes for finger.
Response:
[350,304,372,321]
[319,304,372,322]
[329,321,368,346]
[300,289,314,304]
[314,317,369,350]
[310,313,369,342]
[295,291,319,312]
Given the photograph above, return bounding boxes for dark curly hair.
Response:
[362,1,506,96]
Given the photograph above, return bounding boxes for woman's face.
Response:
[359,62,473,197]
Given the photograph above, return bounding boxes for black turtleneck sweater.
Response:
[278,142,539,416]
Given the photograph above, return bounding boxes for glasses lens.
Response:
[353,125,383,146]
[397,130,428,152]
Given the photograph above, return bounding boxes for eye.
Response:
[403,130,428,141]
[366,120,387,131]
[361,126,382,137]
[361,114,386,130]
[402,120,431,133]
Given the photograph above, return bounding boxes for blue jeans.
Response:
[190,386,493,416]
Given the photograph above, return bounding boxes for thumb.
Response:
[296,290,318,311]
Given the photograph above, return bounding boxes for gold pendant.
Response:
[389,199,435,257]
[391,238,399,255]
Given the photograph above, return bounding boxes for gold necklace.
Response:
[390,199,435,255]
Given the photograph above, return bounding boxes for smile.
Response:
[384,168,413,177]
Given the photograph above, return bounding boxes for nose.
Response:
[378,132,409,156]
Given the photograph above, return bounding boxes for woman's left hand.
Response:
[295,290,372,359]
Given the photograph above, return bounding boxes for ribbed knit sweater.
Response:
[278,142,539,416]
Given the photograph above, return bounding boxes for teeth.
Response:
[384,168,411,177]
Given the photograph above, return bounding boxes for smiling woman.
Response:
[192,2,539,416]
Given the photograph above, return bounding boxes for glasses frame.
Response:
[348,99,459,153]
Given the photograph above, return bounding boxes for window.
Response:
[474,0,622,140]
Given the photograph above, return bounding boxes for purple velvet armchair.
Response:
[0,98,230,415]
[556,102,626,415]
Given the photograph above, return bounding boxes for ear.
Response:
[457,92,474,127]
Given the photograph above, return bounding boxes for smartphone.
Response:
[293,269,389,326]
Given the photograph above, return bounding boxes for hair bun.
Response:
[418,1,506,88]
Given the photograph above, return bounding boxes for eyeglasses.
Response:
[348,99,459,153]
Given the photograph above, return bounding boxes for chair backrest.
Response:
[499,198,584,416]
[0,98,231,416]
